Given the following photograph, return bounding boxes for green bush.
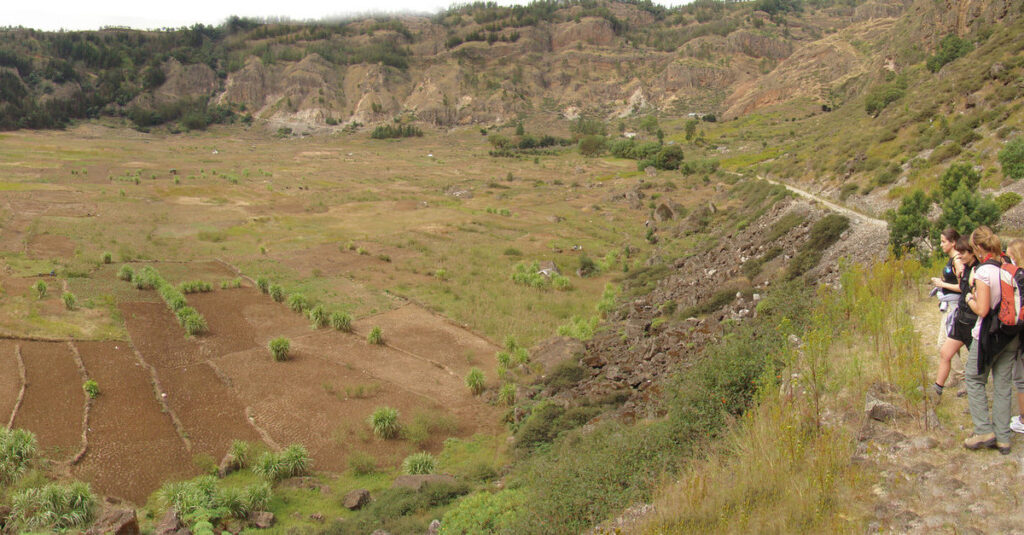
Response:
[368,326,384,345]
[308,304,328,328]
[330,312,353,332]
[269,284,285,302]
[220,278,242,289]
[996,192,1023,213]
[465,368,486,395]
[9,481,95,532]
[101,252,112,264]
[33,280,47,299]
[557,315,598,339]
[402,452,437,475]
[369,406,400,439]
[999,137,1024,180]
[256,276,270,294]
[936,185,1001,237]
[926,34,973,72]
[0,427,37,485]
[159,284,187,312]
[288,293,310,313]
[545,361,585,393]
[269,337,291,362]
[83,379,99,399]
[62,292,76,310]
[514,403,599,452]
[578,135,606,157]
[117,265,134,281]
[785,214,850,279]
[864,77,907,116]
[440,489,526,534]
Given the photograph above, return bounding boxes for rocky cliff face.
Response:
[123,0,1018,130]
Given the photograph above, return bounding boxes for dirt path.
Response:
[856,294,1024,533]
[758,175,887,228]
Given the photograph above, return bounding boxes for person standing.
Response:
[962,226,1016,454]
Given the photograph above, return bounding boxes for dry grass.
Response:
[642,256,930,534]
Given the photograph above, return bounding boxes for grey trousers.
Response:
[966,336,1019,444]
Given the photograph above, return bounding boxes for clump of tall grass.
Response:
[159,476,271,529]
[465,368,486,395]
[101,252,112,264]
[83,380,100,399]
[402,452,436,475]
[308,304,327,329]
[220,278,242,289]
[176,306,208,336]
[288,293,310,313]
[330,311,352,332]
[268,284,285,302]
[269,337,291,362]
[62,292,76,310]
[9,481,95,532]
[256,276,270,294]
[180,280,213,294]
[498,383,517,406]
[117,265,134,281]
[367,326,384,345]
[369,407,400,439]
[33,280,47,299]
[0,428,37,485]
[253,444,311,482]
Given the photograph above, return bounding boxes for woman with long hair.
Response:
[931,235,976,401]
[962,226,1017,454]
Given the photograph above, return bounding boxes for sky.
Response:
[5,0,691,32]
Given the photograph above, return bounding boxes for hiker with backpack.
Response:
[932,235,976,402]
[962,226,1020,454]
[1006,239,1024,435]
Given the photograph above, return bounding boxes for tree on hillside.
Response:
[998,137,1024,180]
[938,162,981,198]
[936,185,1001,236]
[886,190,931,255]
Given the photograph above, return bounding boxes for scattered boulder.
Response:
[155,509,189,535]
[344,489,371,511]
[644,166,657,177]
[427,519,441,535]
[532,336,587,374]
[218,452,238,478]
[537,261,560,277]
[86,507,139,535]
[392,474,457,491]
[248,511,275,529]
[866,400,898,422]
[654,203,675,222]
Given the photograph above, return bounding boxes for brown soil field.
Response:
[72,341,193,504]
[186,287,310,357]
[353,304,500,380]
[157,364,259,457]
[12,341,84,460]
[0,340,21,424]
[26,233,76,260]
[120,302,206,368]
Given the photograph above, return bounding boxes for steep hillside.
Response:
[0,0,939,132]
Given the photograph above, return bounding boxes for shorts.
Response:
[948,308,975,347]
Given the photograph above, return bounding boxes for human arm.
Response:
[931,277,961,292]
[967,278,990,317]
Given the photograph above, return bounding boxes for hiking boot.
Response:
[995,442,1012,455]
[964,432,996,450]
[1011,416,1024,434]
